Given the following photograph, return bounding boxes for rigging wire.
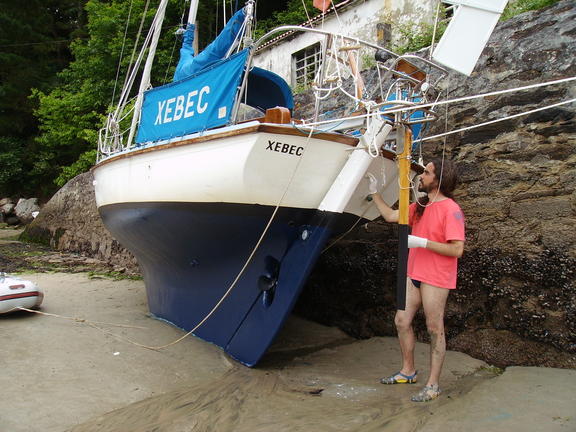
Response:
[301,0,313,26]
[420,97,576,143]
[123,0,152,93]
[304,76,576,128]
[378,76,576,119]
[429,1,442,61]
[111,0,135,108]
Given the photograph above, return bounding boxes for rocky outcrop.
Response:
[22,172,139,274]
[295,1,575,368]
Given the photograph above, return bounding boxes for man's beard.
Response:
[418,179,437,193]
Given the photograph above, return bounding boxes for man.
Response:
[367,158,465,402]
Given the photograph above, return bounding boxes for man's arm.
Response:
[410,237,464,258]
[371,193,399,223]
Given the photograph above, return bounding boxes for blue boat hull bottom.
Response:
[99,202,356,366]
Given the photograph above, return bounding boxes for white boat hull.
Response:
[94,122,402,218]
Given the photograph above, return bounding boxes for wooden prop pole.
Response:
[396,125,412,310]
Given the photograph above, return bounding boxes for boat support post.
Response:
[396,125,412,311]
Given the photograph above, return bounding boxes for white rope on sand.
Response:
[14,307,146,329]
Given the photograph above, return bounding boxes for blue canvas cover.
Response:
[136,49,249,144]
[173,8,247,81]
[246,67,294,112]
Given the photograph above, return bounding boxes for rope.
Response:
[429,2,442,61]
[301,0,313,25]
[305,76,576,128]
[413,81,452,207]
[120,0,151,106]
[420,97,576,142]
[14,307,147,329]
[380,76,576,118]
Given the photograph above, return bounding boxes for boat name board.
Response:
[266,140,304,156]
[153,86,210,125]
[154,86,212,126]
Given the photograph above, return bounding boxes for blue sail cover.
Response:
[173,8,247,81]
[246,67,294,112]
[136,49,249,144]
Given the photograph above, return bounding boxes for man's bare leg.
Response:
[420,283,450,387]
[394,278,422,377]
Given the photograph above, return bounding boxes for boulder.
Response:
[1,203,15,216]
[0,198,13,207]
[23,172,139,273]
[14,198,40,224]
[5,216,20,226]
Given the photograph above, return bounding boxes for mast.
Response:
[126,0,169,147]
[187,0,200,54]
[188,0,200,24]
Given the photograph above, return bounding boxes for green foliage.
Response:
[254,0,315,40]
[0,0,84,197]
[391,20,448,55]
[0,0,81,138]
[2,0,294,198]
[501,0,561,20]
[361,53,376,70]
[55,149,97,187]
[0,137,25,195]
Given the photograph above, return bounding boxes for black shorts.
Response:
[411,279,422,288]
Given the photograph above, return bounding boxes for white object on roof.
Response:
[0,273,44,314]
[432,0,509,76]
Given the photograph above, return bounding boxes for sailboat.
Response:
[92,0,506,366]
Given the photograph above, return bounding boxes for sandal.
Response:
[380,370,418,384]
[411,384,441,402]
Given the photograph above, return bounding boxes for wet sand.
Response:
[1,271,574,432]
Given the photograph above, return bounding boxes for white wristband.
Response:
[408,235,428,248]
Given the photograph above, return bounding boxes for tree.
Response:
[254,0,314,39]
[0,0,84,197]
[32,0,186,190]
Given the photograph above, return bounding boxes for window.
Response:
[292,43,321,88]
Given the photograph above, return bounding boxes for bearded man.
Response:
[368,158,465,402]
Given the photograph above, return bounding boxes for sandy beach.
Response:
[1,269,574,432]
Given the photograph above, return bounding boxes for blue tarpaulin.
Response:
[136,49,249,144]
[173,8,247,82]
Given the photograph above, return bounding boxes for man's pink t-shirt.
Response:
[407,199,465,289]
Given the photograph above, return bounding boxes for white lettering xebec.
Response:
[154,85,211,125]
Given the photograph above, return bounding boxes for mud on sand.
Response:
[1,229,575,431]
